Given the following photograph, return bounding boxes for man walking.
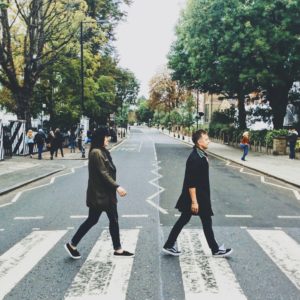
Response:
[163,129,233,257]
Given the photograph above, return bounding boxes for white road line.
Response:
[178,229,246,299]
[248,229,300,290]
[67,227,75,230]
[64,229,139,300]
[277,216,300,219]
[0,230,67,299]
[70,215,88,219]
[122,214,148,218]
[274,227,282,230]
[0,229,4,232]
[260,177,300,200]
[1,162,87,209]
[225,215,253,218]
[14,216,44,220]
[145,160,169,214]
[32,228,40,231]
[225,161,300,201]
[146,199,168,215]
[0,203,12,208]
[240,226,248,229]
[138,141,143,152]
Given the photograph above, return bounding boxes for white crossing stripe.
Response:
[178,229,246,299]
[225,215,253,218]
[0,230,67,299]
[122,214,148,218]
[14,216,44,220]
[247,229,300,290]
[277,216,300,219]
[64,229,139,300]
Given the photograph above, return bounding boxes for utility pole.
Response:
[80,21,84,116]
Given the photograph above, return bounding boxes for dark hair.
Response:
[192,129,208,145]
[89,127,110,153]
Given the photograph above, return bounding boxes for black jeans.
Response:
[164,212,219,253]
[71,205,121,250]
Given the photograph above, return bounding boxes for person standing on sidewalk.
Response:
[54,128,64,157]
[240,131,250,161]
[34,129,45,160]
[25,129,35,158]
[77,129,86,158]
[64,127,134,259]
[287,128,298,159]
[46,130,55,160]
[162,129,233,257]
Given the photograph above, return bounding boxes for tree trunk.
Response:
[237,93,246,129]
[13,88,32,128]
[267,86,290,129]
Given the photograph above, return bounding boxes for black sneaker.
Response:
[113,250,134,257]
[64,243,81,259]
[162,246,182,256]
[212,244,233,258]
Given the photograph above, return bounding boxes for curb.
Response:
[0,167,64,196]
[0,137,127,196]
[162,131,300,189]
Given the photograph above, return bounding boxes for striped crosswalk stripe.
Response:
[247,229,300,290]
[0,230,67,299]
[178,229,246,299]
[64,229,139,300]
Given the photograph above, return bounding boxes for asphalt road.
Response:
[0,127,299,300]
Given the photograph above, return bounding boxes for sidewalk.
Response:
[164,131,300,189]
[0,138,125,196]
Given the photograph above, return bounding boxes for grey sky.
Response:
[114,0,186,98]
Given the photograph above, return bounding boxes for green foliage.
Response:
[168,0,300,129]
[265,129,289,147]
[135,99,154,123]
[211,107,235,125]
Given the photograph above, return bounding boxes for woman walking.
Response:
[25,129,35,158]
[64,127,134,259]
[240,131,250,161]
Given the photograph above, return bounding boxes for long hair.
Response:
[89,127,110,154]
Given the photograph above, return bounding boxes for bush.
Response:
[265,129,288,147]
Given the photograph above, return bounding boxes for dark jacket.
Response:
[175,147,213,216]
[86,148,119,211]
[34,132,45,146]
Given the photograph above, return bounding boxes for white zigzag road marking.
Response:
[2,162,87,208]
[146,161,168,214]
[226,160,300,201]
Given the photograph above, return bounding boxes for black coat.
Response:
[86,148,119,211]
[175,147,214,216]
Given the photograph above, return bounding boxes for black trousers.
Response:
[71,205,121,250]
[164,212,219,253]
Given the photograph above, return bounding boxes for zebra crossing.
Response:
[0,228,299,299]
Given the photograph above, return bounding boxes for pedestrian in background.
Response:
[64,127,134,259]
[54,128,64,157]
[46,130,55,160]
[240,131,250,161]
[287,128,298,159]
[34,129,45,160]
[77,129,86,158]
[69,128,76,153]
[162,129,233,257]
[25,129,35,158]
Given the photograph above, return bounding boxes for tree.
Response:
[247,0,300,128]
[135,97,153,124]
[149,70,188,113]
[115,68,139,108]
[0,0,90,125]
[169,0,300,129]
